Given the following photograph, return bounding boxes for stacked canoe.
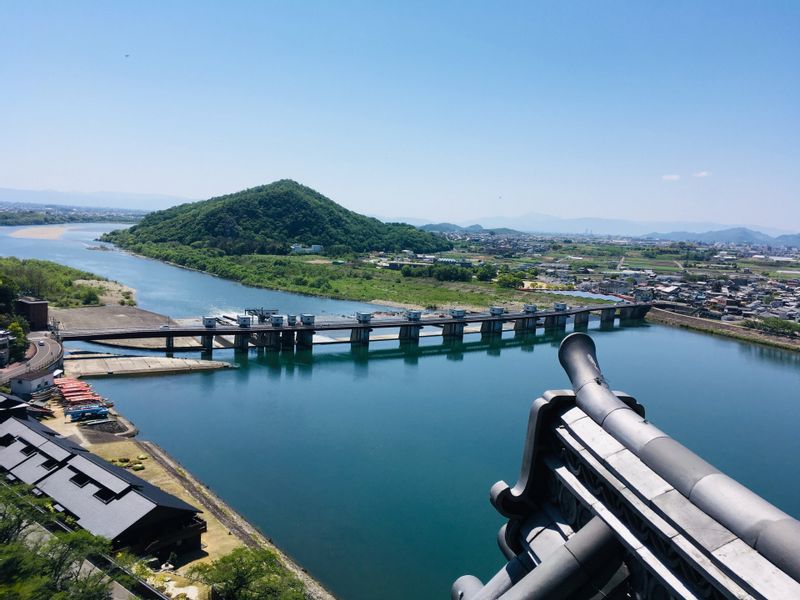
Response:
[53,377,111,421]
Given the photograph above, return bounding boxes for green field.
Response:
[114,242,599,310]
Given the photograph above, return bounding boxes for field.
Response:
[119,242,601,311]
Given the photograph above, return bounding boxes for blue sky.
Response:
[1,1,798,228]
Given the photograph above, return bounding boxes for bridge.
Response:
[453,332,800,599]
[56,302,652,354]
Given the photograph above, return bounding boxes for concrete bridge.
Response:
[55,302,651,354]
[453,332,800,599]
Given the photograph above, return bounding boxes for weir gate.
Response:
[56,302,652,354]
[453,333,800,600]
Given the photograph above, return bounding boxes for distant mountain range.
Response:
[418,222,523,235]
[416,219,800,247]
[643,227,800,247]
[468,212,792,238]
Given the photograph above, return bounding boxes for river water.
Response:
[2,224,799,600]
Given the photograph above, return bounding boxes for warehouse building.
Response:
[0,402,205,557]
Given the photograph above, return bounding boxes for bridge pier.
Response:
[442,322,465,340]
[259,331,280,350]
[281,330,295,349]
[480,320,503,336]
[514,317,537,333]
[351,313,373,346]
[573,311,590,330]
[482,307,505,337]
[399,325,421,342]
[544,315,567,331]
[399,310,422,343]
[515,304,539,334]
[296,314,315,349]
[600,307,616,326]
[234,333,249,352]
[202,334,214,353]
[165,335,174,353]
[619,306,635,321]
[350,327,371,346]
[296,330,314,349]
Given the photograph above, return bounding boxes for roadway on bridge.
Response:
[58,303,646,342]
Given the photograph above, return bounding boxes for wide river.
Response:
[2,223,799,599]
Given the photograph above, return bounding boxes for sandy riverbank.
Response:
[73,278,137,305]
[9,225,68,239]
[646,308,800,352]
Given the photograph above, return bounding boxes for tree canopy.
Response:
[187,546,304,600]
[102,180,452,255]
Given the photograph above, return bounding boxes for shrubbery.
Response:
[187,546,304,600]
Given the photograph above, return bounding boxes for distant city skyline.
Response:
[1,2,798,229]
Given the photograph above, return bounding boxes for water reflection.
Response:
[238,327,623,376]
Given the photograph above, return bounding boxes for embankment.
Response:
[646,307,800,352]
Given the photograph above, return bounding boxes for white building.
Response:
[10,370,55,397]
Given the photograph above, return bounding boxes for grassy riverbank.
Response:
[0,257,135,308]
[647,308,800,352]
[108,242,591,310]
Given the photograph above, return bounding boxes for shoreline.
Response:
[46,391,336,599]
[646,307,800,352]
[138,440,336,600]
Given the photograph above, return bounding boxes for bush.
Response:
[187,547,304,600]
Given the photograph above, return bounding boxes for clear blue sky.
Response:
[1,1,798,228]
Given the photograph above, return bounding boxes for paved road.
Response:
[0,333,62,385]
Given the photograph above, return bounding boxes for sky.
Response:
[0,1,798,228]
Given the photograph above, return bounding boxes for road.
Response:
[0,333,63,385]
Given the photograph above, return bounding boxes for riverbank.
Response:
[44,401,336,600]
[107,241,589,311]
[646,307,800,352]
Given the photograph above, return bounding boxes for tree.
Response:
[41,530,111,591]
[6,321,27,361]
[0,484,52,544]
[51,571,112,600]
[188,547,304,600]
[496,273,524,289]
[81,288,100,305]
[0,487,113,600]
[475,264,496,281]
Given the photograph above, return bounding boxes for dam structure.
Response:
[56,302,651,354]
[453,332,800,600]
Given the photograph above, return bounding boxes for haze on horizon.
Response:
[1,2,798,230]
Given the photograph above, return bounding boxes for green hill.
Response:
[102,180,451,255]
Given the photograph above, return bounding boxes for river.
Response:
[2,224,799,600]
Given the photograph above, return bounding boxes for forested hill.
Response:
[102,180,451,254]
